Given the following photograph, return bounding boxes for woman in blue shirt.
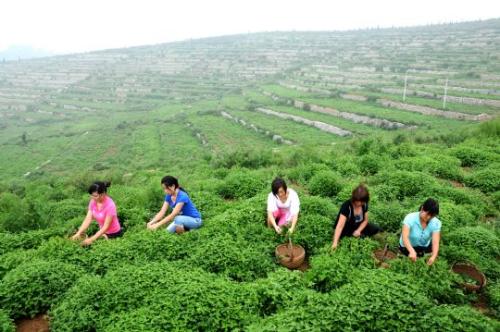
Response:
[399,198,441,266]
[147,176,202,233]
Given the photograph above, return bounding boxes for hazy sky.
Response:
[1,0,499,54]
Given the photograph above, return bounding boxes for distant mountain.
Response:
[0,45,54,61]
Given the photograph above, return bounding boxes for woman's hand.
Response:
[331,243,338,251]
[274,225,282,234]
[408,250,417,262]
[81,238,93,246]
[353,230,361,237]
[147,222,159,231]
[427,255,437,266]
[71,233,84,241]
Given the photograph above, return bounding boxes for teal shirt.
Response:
[399,212,441,247]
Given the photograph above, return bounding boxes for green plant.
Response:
[0,309,15,332]
[465,167,500,193]
[293,214,333,254]
[248,269,433,331]
[0,260,84,318]
[305,239,378,292]
[420,305,499,331]
[486,282,500,318]
[308,171,342,198]
[389,258,465,304]
[51,262,261,332]
[216,169,267,199]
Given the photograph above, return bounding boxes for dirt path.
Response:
[16,314,49,332]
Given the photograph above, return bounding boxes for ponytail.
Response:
[161,176,188,194]
[88,181,110,195]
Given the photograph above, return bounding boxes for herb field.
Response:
[0,19,499,331]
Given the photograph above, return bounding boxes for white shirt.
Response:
[267,188,300,221]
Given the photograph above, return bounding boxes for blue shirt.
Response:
[165,190,201,219]
[399,212,441,247]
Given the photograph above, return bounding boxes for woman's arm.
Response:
[402,225,417,262]
[72,210,93,240]
[354,212,369,237]
[289,213,299,234]
[267,211,281,233]
[83,215,113,246]
[332,215,347,249]
[150,203,184,230]
[427,232,441,266]
[148,201,168,226]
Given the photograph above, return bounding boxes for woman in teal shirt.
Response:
[399,198,441,266]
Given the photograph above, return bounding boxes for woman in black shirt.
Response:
[332,184,382,249]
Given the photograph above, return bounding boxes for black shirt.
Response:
[334,200,369,230]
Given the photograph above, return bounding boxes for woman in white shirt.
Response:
[267,177,300,234]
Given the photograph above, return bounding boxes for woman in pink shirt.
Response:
[71,181,122,246]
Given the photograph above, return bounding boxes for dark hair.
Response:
[161,176,186,193]
[88,181,111,195]
[351,184,369,203]
[420,198,439,217]
[271,177,287,196]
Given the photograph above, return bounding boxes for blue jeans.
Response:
[166,215,202,233]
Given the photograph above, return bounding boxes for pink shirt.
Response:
[88,196,121,234]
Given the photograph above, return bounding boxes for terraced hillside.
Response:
[0,19,499,331]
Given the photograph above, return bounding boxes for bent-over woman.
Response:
[332,184,381,249]
[147,175,202,233]
[266,177,300,234]
[71,181,122,246]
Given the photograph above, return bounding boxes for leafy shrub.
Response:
[358,153,384,175]
[305,239,378,292]
[86,230,190,275]
[451,146,498,167]
[49,274,104,331]
[0,309,15,332]
[446,226,500,259]
[369,200,408,232]
[0,227,69,255]
[211,149,273,169]
[389,142,418,159]
[332,155,362,176]
[486,282,500,318]
[185,233,276,281]
[190,190,227,219]
[293,214,333,254]
[0,248,36,279]
[437,201,476,233]
[420,305,499,331]
[286,163,329,183]
[465,167,500,193]
[216,169,267,199]
[372,170,438,200]
[248,269,432,332]
[51,263,261,332]
[492,191,500,211]
[308,171,342,198]
[389,258,465,304]
[252,269,308,316]
[0,192,39,232]
[477,118,500,137]
[0,260,84,318]
[299,195,337,218]
[440,239,500,281]
[394,154,463,181]
[33,237,89,268]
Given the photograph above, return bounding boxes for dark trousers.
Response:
[399,244,432,257]
[106,229,124,239]
[340,223,382,238]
